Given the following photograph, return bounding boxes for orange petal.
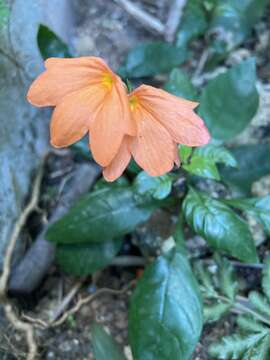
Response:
[50,85,106,147]
[27,57,113,107]
[103,137,132,181]
[44,56,111,72]
[134,85,199,109]
[130,106,175,176]
[90,80,135,167]
[132,85,210,146]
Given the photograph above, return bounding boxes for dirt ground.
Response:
[1,0,270,359]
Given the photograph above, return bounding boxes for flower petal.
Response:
[90,81,135,167]
[44,56,111,70]
[132,85,210,146]
[50,85,106,147]
[27,57,113,107]
[103,137,131,182]
[130,107,175,176]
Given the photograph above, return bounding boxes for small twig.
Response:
[4,304,38,360]
[22,314,48,329]
[51,282,135,328]
[165,0,187,42]
[23,281,136,330]
[192,49,210,82]
[114,0,165,35]
[230,261,264,270]
[202,258,264,270]
[50,278,86,322]
[192,66,227,87]
[111,256,146,267]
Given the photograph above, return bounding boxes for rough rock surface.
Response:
[0,0,74,270]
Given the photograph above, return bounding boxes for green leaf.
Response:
[196,256,236,323]
[194,261,216,297]
[176,0,208,49]
[249,291,270,318]
[216,256,237,301]
[179,145,193,164]
[204,302,231,323]
[91,323,126,360]
[37,24,71,59]
[220,144,270,195]
[224,196,270,235]
[198,58,259,140]
[46,186,155,244]
[183,155,220,180]
[163,69,198,100]
[194,144,237,168]
[263,254,270,302]
[183,144,237,180]
[208,0,269,60]
[237,315,269,334]
[121,41,187,78]
[129,249,203,360]
[94,176,129,191]
[56,238,122,276]
[209,333,270,359]
[133,171,173,200]
[182,188,258,263]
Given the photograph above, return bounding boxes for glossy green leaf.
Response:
[208,0,269,60]
[47,187,155,244]
[176,0,208,49]
[220,144,270,195]
[37,24,71,59]
[224,196,270,235]
[163,69,198,100]
[183,156,220,180]
[183,144,237,180]
[56,238,122,276]
[182,188,258,262]
[121,41,187,78]
[194,144,237,168]
[91,323,126,360]
[129,248,203,360]
[133,171,173,200]
[198,58,259,140]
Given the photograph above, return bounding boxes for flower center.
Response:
[102,73,114,90]
[129,95,139,111]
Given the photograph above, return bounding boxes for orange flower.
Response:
[27,57,136,166]
[103,85,210,181]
